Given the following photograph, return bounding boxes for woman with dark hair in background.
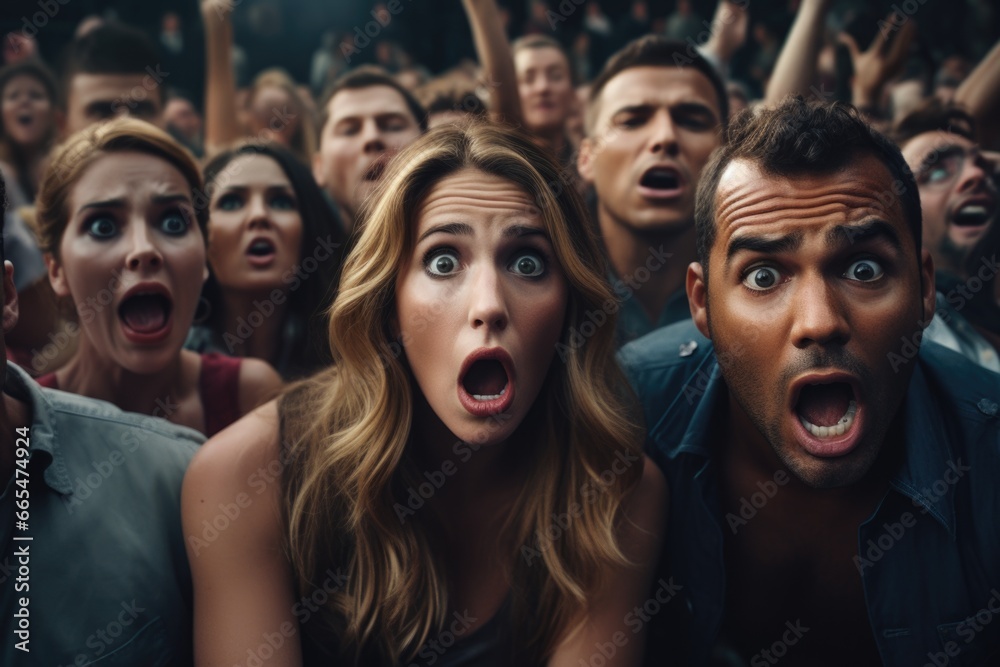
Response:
[186,142,346,379]
[0,60,60,206]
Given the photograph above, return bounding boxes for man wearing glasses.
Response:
[893,99,1000,371]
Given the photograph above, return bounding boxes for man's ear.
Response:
[312,151,326,188]
[2,261,19,333]
[45,253,70,298]
[919,248,936,326]
[577,137,595,184]
[687,261,711,340]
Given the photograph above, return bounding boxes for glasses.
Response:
[914,144,996,189]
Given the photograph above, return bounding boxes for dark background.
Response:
[2,0,997,107]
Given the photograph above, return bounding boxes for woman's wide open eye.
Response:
[270,192,296,210]
[508,251,546,278]
[85,215,118,239]
[216,193,242,211]
[424,249,460,277]
[160,209,191,235]
[742,266,781,291]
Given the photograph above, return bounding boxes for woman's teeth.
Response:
[799,400,857,438]
[472,387,507,401]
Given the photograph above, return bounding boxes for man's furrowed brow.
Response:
[725,232,803,265]
[417,222,473,243]
[827,219,902,250]
[611,103,654,117]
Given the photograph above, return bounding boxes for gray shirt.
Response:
[1,363,203,666]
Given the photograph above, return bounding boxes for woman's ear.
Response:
[45,253,71,298]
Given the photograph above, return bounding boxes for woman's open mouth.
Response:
[791,378,865,458]
[457,350,515,417]
[246,238,277,267]
[118,289,173,344]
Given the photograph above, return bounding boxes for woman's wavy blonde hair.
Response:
[278,120,643,665]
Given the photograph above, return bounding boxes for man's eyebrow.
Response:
[827,219,902,250]
[918,144,964,169]
[726,232,803,265]
[85,100,115,116]
[417,222,473,243]
[673,101,717,119]
[611,103,654,116]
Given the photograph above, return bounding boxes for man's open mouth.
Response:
[638,166,682,195]
[795,381,857,438]
[951,201,996,228]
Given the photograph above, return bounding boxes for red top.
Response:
[34,352,242,437]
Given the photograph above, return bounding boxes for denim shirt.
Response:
[1,363,202,666]
[619,320,1000,666]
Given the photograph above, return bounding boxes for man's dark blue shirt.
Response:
[620,319,1000,666]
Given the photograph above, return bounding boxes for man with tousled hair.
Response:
[893,98,1000,370]
[622,98,1000,665]
[578,35,729,346]
[61,22,168,136]
[312,65,426,234]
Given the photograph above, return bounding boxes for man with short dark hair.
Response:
[61,22,167,135]
[622,98,1000,665]
[0,172,202,664]
[893,99,1000,370]
[579,36,728,346]
[312,65,426,232]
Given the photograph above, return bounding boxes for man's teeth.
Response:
[472,387,507,401]
[799,400,857,438]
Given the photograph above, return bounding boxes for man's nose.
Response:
[789,274,850,349]
[648,110,679,157]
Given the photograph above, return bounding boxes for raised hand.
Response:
[838,12,917,110]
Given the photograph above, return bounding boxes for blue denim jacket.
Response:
[620,320,1000,666]
[1,363,202,666]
